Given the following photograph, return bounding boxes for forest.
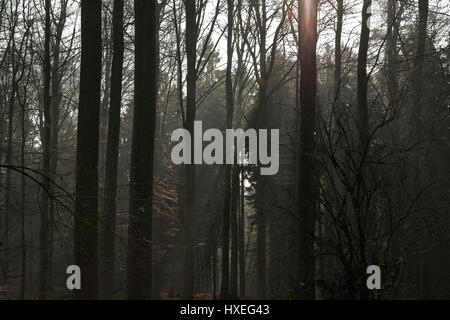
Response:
[0,0,449,300]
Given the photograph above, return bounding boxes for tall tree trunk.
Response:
[150,3,164,300]
[220,0,234,300]
[38,0,51,299]
[230,165,239,298]
[126,0,157,299]
[220,169,231,299]
[411,0,428,151]
[99,9,112,192]
[386,0,399,125]
[355,0,372,299]
[256,0,268,300]
[181,0,197,300]
[1,0,17,285]
[47,0,68,291]
[0,89,4,284]
[73,0,102,300]
[3,60,17,286]
[3,73,16,286]
[238,166,245,297]
[330,1,345,280]
[357,0,371,148]
[334,0,343,107]
[411,0,429,299]
[256,183,266,299]
[386,0,403,282]
[101,0,124,300]
[298,0,317,299]
[212,239,217,300]
[20,95,26,299]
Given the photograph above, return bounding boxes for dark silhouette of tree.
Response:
[73,0,102,300]
[100,0,124,300]
[181,0,197,300]
[220,0,234,300]
[410,0,429,299]
[38,0,51,299]
[297,0,318,299]
[126,0,157,299]
[334,0,343,108]
[357,0,371,147]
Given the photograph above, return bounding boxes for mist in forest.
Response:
[0,0,449,300]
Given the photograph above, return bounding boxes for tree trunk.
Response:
[20,94,26,300]
[73,0,102,300]
[38,0,51,299]
[220,165,231,299]
[386,0,399,119]
[298,0,318,299]
[181,0,197,300]
[238,166,245,297]
[126,0,157,299]
[99,10,112,192]
[355,0,372,299]
[3,57,17,286]
[357,0,372,148]
[256,0,268,300]
[212,239,217,300]
[230,165,239,298]
[220,0,235,300]
[411,0,428,149]
[256,185,266,300]
[334,0,343,107]
[101,0,124,300]
[411,0,429,299]
[0,90,4,285]
[47,0,68,292]
[386,0,403,280]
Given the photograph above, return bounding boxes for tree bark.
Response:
[126,0,157,299]
[47,0,68,292]
[181,0,197,300]
[357,0,372,148]
[411,0,429,299]
[238,166,245,297]
[256,186,266,299]
[355,0,372,299]
[73,0,102,300]
[230,165,239,298]
[20,89,26,300]
[386,0,399,117]
[411,0,428,148]
[101,0,124,300]
[256,0,268,300]
[3,51,17,286]
[38,0,51,299]
[99,9,112,192]
[220,166,231,299]
[297,0,318,299]
[220,0,235,300]
[334,0,343,107]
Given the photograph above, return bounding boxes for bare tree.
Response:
[100,0,124,300]
[73,0,102,300]
[297,0,318,300]
[126,0,157,299]
[38,0,51,299]
[220,0,234,300]
[357,0,371,148]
